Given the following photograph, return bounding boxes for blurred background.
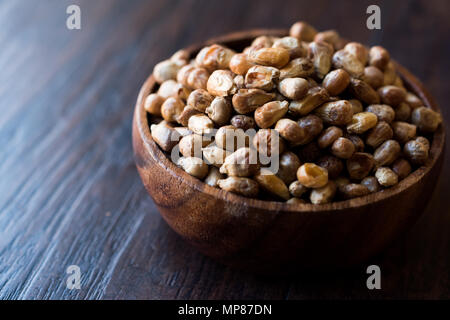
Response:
[0,0,449,299]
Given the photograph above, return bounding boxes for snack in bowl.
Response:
[145,21,442,204]
[133,23,444,271]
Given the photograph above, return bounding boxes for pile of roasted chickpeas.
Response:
[147,21,442,204]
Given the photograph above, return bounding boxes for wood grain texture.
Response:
[0,0,449,299]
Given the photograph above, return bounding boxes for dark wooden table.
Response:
[1,0,449,299]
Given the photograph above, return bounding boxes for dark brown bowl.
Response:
[132,29,445,273]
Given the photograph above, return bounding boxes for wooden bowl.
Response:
[132,29,445,273]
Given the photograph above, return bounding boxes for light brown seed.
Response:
[366,104,395,123]
[161,97,185,122]
[177,156,209,179]
[308,41,334,79]
[274,118,306,144]
[217,177,259,197]
[392,121,417,144]
[395,102,412,122]
[317,126,343,149]
[332,49,364,77]
[289,21,318,42]
[202,144,231,167]
[150,121,180,152]
[157,80,190,100]
[230,115,256,131]
[340,183,370,199]
[378,85,406,106]
[331,137,355,159]
[207,70,236,96]
[254,101,289,129]
[369,46,390,70]
[347,112,378,134]
[179,134,210,158]
[272,36,306,59]
[411,106,442,133]
[322,69,351,96]
[374,140,401,167]
[316,155,343,179]
[279,57,314,80]
[405,92,423,109]
[248,47,290,68]
[187,114,214,135]
[229,53,254,75]
[361,176,381,193]
[176,105,201,127]
[375,167,398,187]
[348,78,381,104]
[144,93,164,116]
[310,181,337,204]
[205,97,232,126]
[245,65,280,90]
[278,78,309,100]
[362,66,384,89]
[277,152,301,184]
[252,129,285,157]
[219,147,260,177]
[297,163,328,188]
[153,59,181,83]
[195,44,235,72]
[215,125,251,151]
[187,89,214,112]
[314,30,340,49]
[346,152,375,180]
[383,62,397,85]
[254,169,290,200]
[298,115,324,145]
[366,121,393,148]
[391,158,412,180]
[232,89,275,114]
[403,138,429,165]
[344,42,369,65]
[287,197,307,205]
[315,100,354,126]
[204,167,224,187]
[288,86,329,116]
[289,180,308,197]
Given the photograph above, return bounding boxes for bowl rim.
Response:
[134,29,445,213]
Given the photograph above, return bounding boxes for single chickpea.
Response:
[375,167,398,187]
[316,155,344,179]
[297,163,328,188]
[411,107,442,133]
[403,138,429,165]
[289,180,309,198]
[374,140,401,167]
[347,112,378,134]
[366,104,396,123]
[144,93,164,116]
[322,69,351,96]
[317,126,343,149]
[310,181,337,204]
[331,137,355,159]
[346,152,375,180]
[361,176,381,193]
[391,158,412,180]
[278,78,309,100]
[217,177,259,198]
[366,121,393,148]
[377,85,407,106]
[277,152,302,184]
